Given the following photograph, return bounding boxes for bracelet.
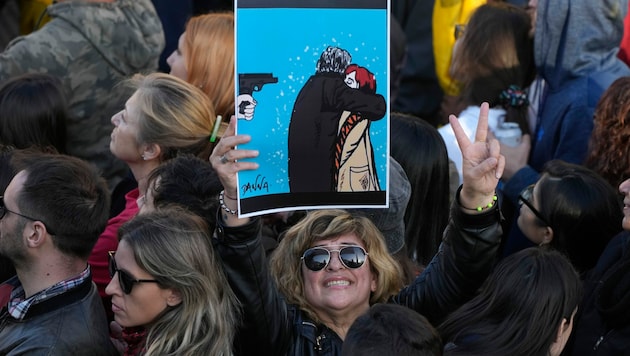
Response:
[461,194,498,212]
[219,190,237,215]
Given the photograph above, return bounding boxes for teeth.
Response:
[326,280,350,287]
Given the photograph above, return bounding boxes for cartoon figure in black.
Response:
[288,46,386,192]
[334,64,383,191]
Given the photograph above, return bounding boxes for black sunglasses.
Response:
[301,245,368,272]
[0,195,56,235]
[108,251,159,294]
[518,185,551,226]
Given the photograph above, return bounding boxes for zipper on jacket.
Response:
[315,333,326,351]
[593,329,614,351]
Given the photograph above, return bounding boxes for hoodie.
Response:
[502,0,630,204]
[0,0,165,189]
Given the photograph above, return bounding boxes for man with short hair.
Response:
[0,152,115,355]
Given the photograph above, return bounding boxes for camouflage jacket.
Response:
[0,0,165,190]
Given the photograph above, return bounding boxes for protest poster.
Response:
[235,0,389,217]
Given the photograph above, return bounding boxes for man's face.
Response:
[0,171,29,264]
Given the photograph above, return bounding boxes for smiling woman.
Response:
[210,103,506,356]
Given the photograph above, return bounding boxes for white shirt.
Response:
[438,105,506,184]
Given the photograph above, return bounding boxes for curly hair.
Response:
[269,209,403,324]
[585,76,630,189]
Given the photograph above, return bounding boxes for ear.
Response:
[549,316,573,356]
[370,272,377,293]
[25,221,49,248]
[166,289,182,307]
[539,226,554,246]
[141,143,161,161]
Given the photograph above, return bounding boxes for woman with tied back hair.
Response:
[439,247,582,356]
[0,73,68,153]
[584,76,630,189]
[106,208,239,355]
[391,114,450,267]
[439,2,535,184]
[90,73,218,320]
[167,12,234,123]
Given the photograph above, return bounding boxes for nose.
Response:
[111,111,121,126]
[325,251,344,271]
[166,51,175,68]
[619,178,630,195]
[105,273,121,296]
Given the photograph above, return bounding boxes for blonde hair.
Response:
[127,73,216,160]
[269,209,403,324]
[119,208,239,356]
[184,12,235,120]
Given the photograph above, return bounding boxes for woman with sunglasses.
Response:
[211,103,504,355]
[514,159,622,275]
[105,208,239,355]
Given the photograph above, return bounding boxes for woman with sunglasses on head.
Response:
[210,103,504,355]
[514,159,622,275]
[105,208,238,356]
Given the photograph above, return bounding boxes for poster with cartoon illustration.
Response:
[235,0,389,217]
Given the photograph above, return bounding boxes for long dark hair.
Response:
[536,160,623,273]
[439,248,582,356]
[0,73,68,153]
[390,113,450,266]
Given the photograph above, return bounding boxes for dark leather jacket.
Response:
[0,277,117,355]
[214,196,502,356]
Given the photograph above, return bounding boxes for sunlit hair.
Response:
[270,209,403,324]
[183,12,235,120]
[585,76,630,189]
[125,73,216,160]
[439,248,582,356]
[535,160,622,273]
[450,2,534,134]
[119,208,239,356]
[345,64,376,94]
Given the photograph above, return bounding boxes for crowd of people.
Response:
[0,0,630,355]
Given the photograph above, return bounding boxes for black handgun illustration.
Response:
[238,73,278,114]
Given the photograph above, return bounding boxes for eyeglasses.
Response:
[108,251,159,294]
[454,24,466,40]
[518,185,551,226]
[301,245,368,272]
[0,195,56,235]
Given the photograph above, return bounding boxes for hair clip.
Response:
[210,115,223,143]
